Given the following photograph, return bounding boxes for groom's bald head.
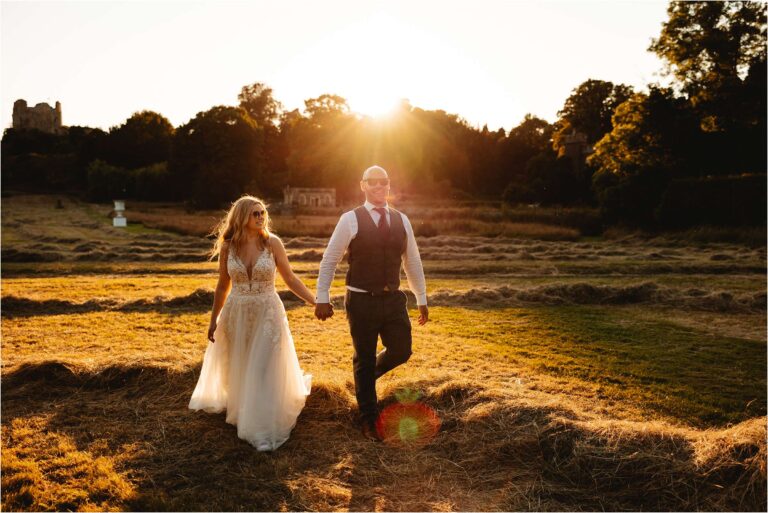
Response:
[361,165,389,180]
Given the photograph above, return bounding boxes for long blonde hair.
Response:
[210,195,273,260]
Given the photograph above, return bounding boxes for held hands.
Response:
[314,303,334,321]
[417,305,429,326]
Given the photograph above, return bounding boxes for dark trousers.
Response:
[344,289,412,423]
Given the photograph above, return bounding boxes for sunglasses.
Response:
[251,210,266,219]
[365,178,390,187]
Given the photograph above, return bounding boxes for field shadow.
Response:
[2,362,416,510]
[2,362,765,511]
[2,362,304,510]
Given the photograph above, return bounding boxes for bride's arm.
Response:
[208,242,232,342]
[270,236,316,306]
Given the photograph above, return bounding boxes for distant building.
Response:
[283,186,336,208]
[561,129,594,174]
[561,130,593,160]
[12,99,65,134]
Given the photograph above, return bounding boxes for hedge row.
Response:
[656,174,767,227]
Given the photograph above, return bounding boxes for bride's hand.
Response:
[207,321,217,343]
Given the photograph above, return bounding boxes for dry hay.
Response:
[1,296,110,317]
[411,235,759,265]
[55,247,208,262]
[2,289,308,318]
[5,281,764,319]
[288,249,325,262]
[1,248,67,263]
[528,415,767,511]
[419,282,767,312]
[6,229,762,272]
[5,230,211,263]
[32,236,83,244]
[1,364,765,511]
[283,237,329,249]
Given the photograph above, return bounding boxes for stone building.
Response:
[283,186,336,208]
[12,99,64,134]
[561,129,594,173]
[561,130,593,160]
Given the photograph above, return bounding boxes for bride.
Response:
[189,195,314,451]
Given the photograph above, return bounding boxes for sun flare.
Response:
[348,93,401,118]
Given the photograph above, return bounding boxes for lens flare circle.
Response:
[376,402,441,448]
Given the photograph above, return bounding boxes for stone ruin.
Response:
[283,186,336,208]
[12,99,65,134]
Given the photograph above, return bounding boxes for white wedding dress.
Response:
[189,246,312,451]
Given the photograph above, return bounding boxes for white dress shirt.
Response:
[316,200,427,306]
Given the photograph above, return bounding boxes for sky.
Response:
[1,0,670,132]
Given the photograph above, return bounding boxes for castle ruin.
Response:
[12,99,64,134]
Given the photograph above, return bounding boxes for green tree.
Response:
[523,152,577,205]
[86,159,131,201]
[468,124,505,197]
[304,94,351,128]
[279,94,363,198]
[500,114,554,202]
[649,0,766,131]
[552,79,634,154]
[238,82,283,128]
[238,82,287,195]
[107,111,174,169]
[170,106,265,207]
[1,127,108,190]
[1,127,63,155]
[589,87,701,225]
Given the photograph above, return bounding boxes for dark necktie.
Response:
[374,207,389,239]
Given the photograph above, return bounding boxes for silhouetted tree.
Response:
[649,0,767,175]
[649,0,766,132]
[107,111,174,169]
[169,106,265,207]
[524,152,578,205]
[238,82,283,129]
[304,94,351,127]
[587,1,766,226]
[589,87,701,225]
[1,127,111,190]
[552,79,634,154]
[238,82,287,195]
[468,124,505,197]
[1,127,63,155]
[66,126,108,168]
[500,115,555,203]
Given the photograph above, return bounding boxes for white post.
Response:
[113,200,127,227]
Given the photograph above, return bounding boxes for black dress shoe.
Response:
[361,421,382,442]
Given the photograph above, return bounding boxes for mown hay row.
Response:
[422,282,766,312]
[4,282,764,318]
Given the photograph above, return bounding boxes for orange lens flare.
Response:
[376,401,441,448]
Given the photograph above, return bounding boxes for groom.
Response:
[315,165,429,441]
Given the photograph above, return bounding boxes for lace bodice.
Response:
[227,248,276,296]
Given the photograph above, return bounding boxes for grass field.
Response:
[2,194,766,511]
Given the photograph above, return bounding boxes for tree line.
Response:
[2,1,765,227]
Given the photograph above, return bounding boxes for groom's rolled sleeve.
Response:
[401,215,427,306]
[316,213,354,303]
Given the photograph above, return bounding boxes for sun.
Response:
[275,13,445,121]
[348,93,401,119]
